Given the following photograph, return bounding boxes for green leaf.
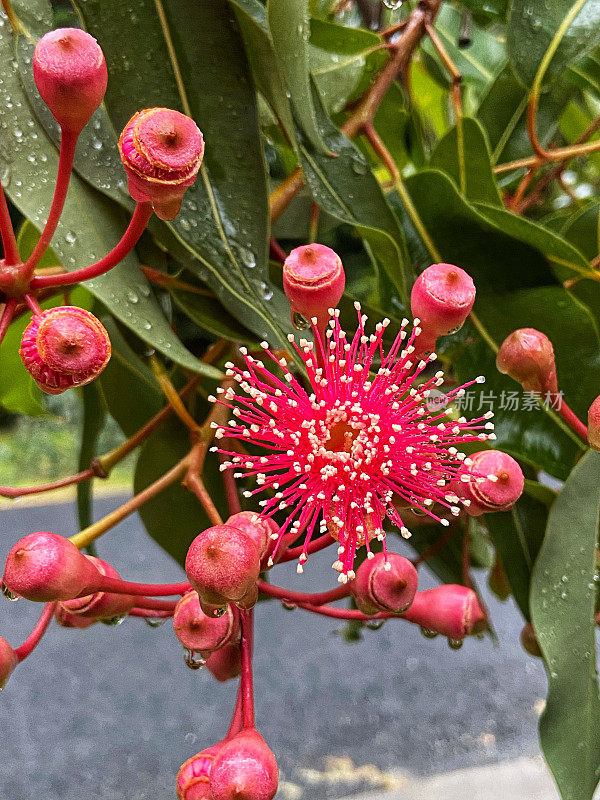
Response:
[507,0,600,89]
[16,219,60,269]
[77,0,291,348]
[531,450,600,800]
[429,117,502,205]
[77,383,106,531]
[299,84,411,300]
[267,0,331,154]
[0,4,215,376]
[171,288,258,344]
[484,495,547,619]
[134,418,227,567]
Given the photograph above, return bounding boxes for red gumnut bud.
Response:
[0,636,18,691]
[173,590,239,655]
[496,328,558,395]
[210,729,279,800]
[225,512,281,570]
[410,263,475,355]
[33,28,107,134]
[185,525,261,613]
[588,395,600,451]
[351,552,418,615]
[451,450,524,516]
[20,307,111,395]
[61,556,135,620]
[54,604,97,629]
[206,642,242,682]
[177,744,221,800]
[403,584,486,639]
[2,532,101,602]
[520,622,543,658]
[118,107,204,220]
[282,244,345,330]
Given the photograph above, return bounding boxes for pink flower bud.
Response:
[206,642,242,682]
[520,622,542,658]
[186,525,261,611]
[496,328,558,395]
[118,108,204,220]
[20,307,111,395]
[451,450,524,516]
[173,590,239,655]
[411,264,475,343]
[177,744,221,800]
[282,244,345,329]
[0,636,18,691]
[3,532,101,602]
[403,584,486,638]
[588,395,600,451]
[61,556,135,620]
[210,729,279,800]
[33,28,107,133]
[351,552,418,615]
[226,512,275,562]
[54,604,97,629]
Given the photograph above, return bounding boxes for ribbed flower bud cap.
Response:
[587,395,600,451]
[173,590,239,654]
[118,108,204,220]
[411,263,475,340]
[209,729,279,800]
[496,328,558,395]
[351,552,418,615]
[61,556,135,620]
[20,307,111,395]
[283,244,345,328]
[2,532,101,602]
[185,525,261,611]
[33,28,107,133]
[177,744,221,800]
[403,584,486,639]
[0,636,18,691]
[451,450,524,516]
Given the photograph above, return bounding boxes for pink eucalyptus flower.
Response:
[211,306,497,581]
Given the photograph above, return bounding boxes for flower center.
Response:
[326,421,355,452]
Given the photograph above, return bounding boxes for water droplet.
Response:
[292,311,311,330]
[420,627,438,639]
[383,0,403,9]
[65,231,77,245]
[184,649,206,670]
[185,732,197,744]
[448,638,464,650]
[100,615,126,626]
[1,582,19,601]
[259,281,273,301]
[351,155,368,175]
[366,619,386,631]
[126,290,139,304]
[144,616,167,628]
[281,600,297,611]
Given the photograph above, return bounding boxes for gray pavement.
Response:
[0,496,548,799]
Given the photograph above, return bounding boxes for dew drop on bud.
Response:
[100,615,126,627]
[420,627,438,639]
[144,616,167,628]
[447,638,464,650]
[281,600,297,611]
[292,311,311,330]
[366,619,386,631]
[184,649,207,670]
[1,582,20,602]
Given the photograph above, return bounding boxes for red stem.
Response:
[269,237,286,264]
[131,597,178,612]
[557,399,588,441]
[89,576,191,598]
[239,609,255,729]
[256,579,349,606]
[221,453,242,515]
[297,602,383,621]
[14,602,56,661]
[129,607,174,619]
[24,293,42,315]
[227,682,244,739]
[278,533,334,563]
[0,180,19,265]
[24,129,77,275]
[0,467,96,499]
[0,298,16,346]
[30,202,153,290]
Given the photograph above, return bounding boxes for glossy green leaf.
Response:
[531,450,600,800]
[171,288,258,345]
[134,417,227,567]
[267,0,331,154]
[507,0,600,89]
[484,494,547,619]
[77,383,106,531]
[430,117,502,205]
[299,85,411,300]
[77,0,291,349]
